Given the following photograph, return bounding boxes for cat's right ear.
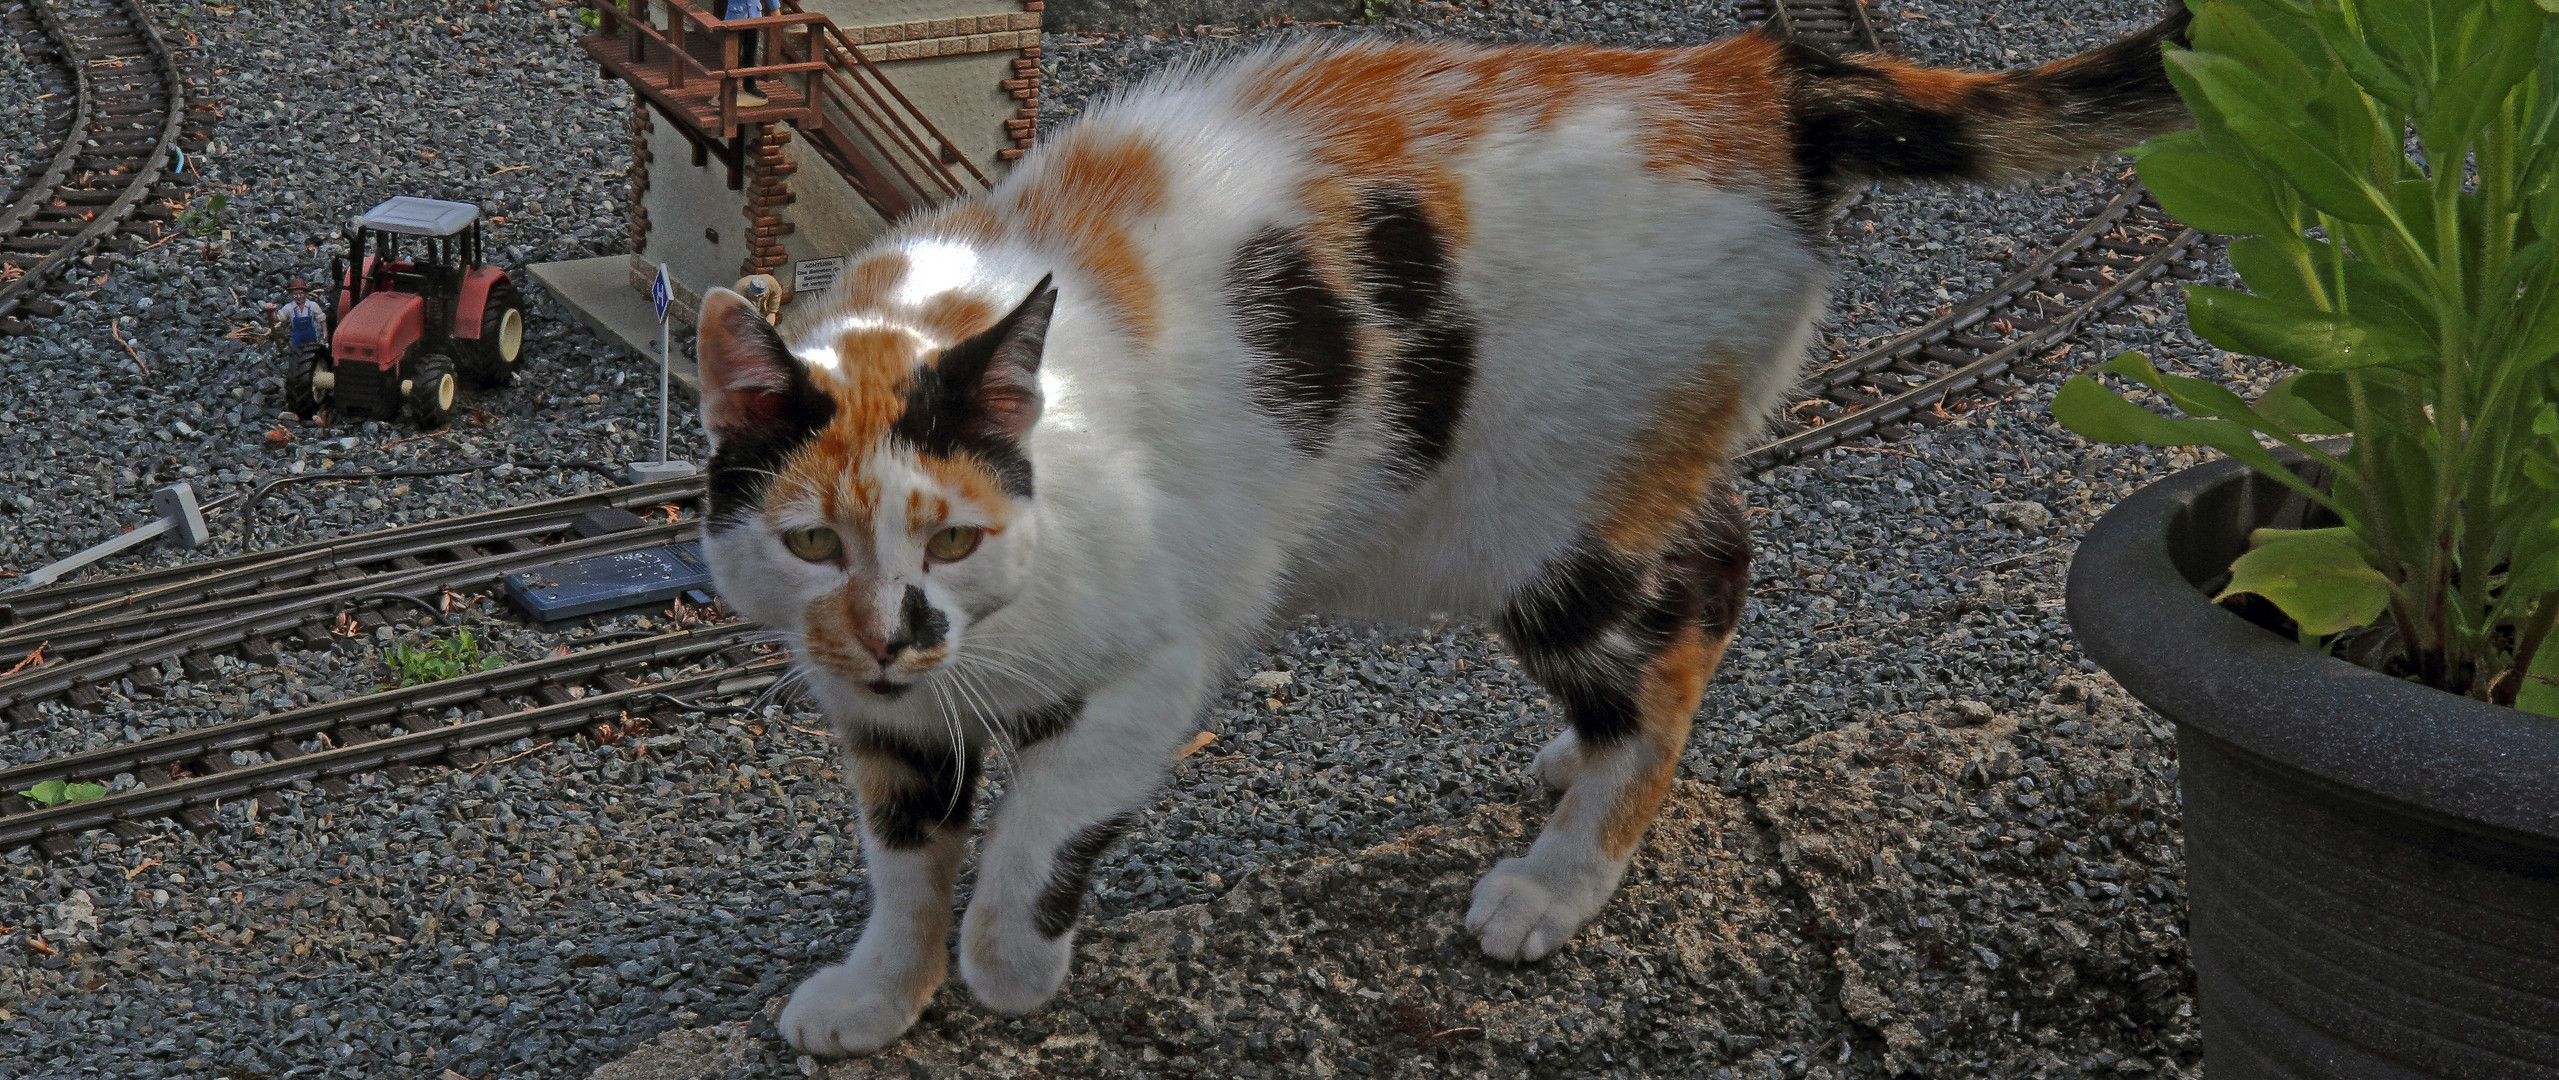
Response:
[696,287,816,450]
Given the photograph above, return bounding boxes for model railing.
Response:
[780,0,991,218]
[581,0,990,222]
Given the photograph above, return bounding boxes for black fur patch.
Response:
[891,280,1056,498]
[890,584,950,655]
[847,729,979,850]
[705,313,838,532]
[1781,45,1982,192]
[1356,189,1477,477]
[1379,322,1477,473]
[1495,540,1653,744]
[1228,227,1358,453]
[1013,696,1086,749]
[1034,812,1137,938]
[1495,489,1755,746]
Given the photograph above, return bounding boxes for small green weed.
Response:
[175,193,228,238]
[575,5,600,30]
[1361,0,1390,20]
[385,630,504,688]
[18,779,108,807]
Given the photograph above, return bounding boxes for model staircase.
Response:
[578,0,993,222]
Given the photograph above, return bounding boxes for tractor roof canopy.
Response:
[357,197,480,238]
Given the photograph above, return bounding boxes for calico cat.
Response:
[691,10,2191,1058]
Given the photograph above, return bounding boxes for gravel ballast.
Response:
[3,0,2261,1077]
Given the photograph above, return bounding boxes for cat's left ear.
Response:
[930,275,1057,443]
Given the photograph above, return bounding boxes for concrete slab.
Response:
[528,255,701,399]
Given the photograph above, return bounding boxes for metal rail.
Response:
[1743,186,2202,470]
[0,0,206,333]
[1737,0,1887,55]
[0,630,782,856]
[0,475,704,631]
[0,520,701,723]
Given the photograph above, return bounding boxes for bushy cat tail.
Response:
[1774,5,2193,187]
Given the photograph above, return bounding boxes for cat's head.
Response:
[693,275,1057,700]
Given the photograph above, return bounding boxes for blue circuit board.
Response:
[503,542,715,623]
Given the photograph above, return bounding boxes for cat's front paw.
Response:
[778,962,933,1059]
[959,916,1076,1014]
[1466,853,1621,963]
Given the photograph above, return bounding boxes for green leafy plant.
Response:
[384,630,504,688]
[575,4,601,30]
[2060,0,2559,703]
[174,193,228,238]
[1361,0,1391,22]
[18,779,108,807]
[2055,0,2559,708]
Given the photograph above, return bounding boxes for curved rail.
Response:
[0,627,782,856]
[0,0,195,331]
[1744,187,2202,469]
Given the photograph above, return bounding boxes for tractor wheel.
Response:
[283,348,330,418]
[402,353,459,429]
[459,280,526,389]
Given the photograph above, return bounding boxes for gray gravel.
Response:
[1,0,2267,1077]
[0,6,51,187]
[0,0,675,580]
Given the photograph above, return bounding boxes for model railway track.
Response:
[1743,184,2203,470]
[0,0,212,334]
[0,514,711,726]
[1736,0,1887,57]
[0,626,783,856]
[0,474,705,631]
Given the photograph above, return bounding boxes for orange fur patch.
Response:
[1006,132,1169,341]
[918,454,1014,528]
[1599,625,1726,858]
[802,580,886,671]
[1591,362,1748,558]
[918,292,998,344]
[1242,39,1795,278]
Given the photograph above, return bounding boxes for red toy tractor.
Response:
[286,196,528,427]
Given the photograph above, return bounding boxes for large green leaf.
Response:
[2216,527,2393,636]
[2050,368,2340,511]
[2168,51,2397,225]
[2257,372,2354,433]
[2316,0,2419,111]
[2226,237,2322,305]
[2184,285,2428,370]
[2138,144,2293,237]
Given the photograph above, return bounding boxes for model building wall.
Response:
[629,0,1036,321]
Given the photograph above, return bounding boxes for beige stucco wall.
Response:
[639,122,756,311]
[628,0,1027,309]
[874,51,1018,182]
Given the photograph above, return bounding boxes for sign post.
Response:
[625,265,698,485]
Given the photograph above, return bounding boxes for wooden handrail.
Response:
[781,0,992,192]
[599,0,830,89]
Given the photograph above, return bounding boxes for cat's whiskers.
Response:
[923,677,973,820]
[942,664,1023,782]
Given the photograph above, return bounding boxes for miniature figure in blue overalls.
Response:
[268,278,328,357]
[724,0,780,107]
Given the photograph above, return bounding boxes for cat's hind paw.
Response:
[1466,854,1620,963]
[778,962,933,1059]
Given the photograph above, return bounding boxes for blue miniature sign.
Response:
[650,265,672,323]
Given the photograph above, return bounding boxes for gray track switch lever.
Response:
[9,483,208,592]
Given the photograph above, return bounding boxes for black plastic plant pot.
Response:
[2066,455,2559,1080]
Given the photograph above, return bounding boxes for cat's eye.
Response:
[782,527,841,562]
[925,526,983,563]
